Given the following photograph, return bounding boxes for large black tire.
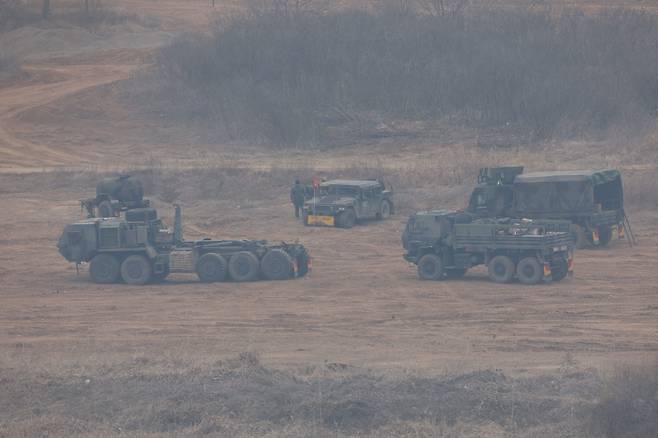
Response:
[337,209,356,229]
[228,251,260,282]
[97,201,113,218]
[196,253,228,283]
[260,249,293,281]
[120,254,152,285]
[597,226,613,247]
[551,258,569,282]
[377,200,392,220]
[488,255,515,284]
[516,257,543,285]
[89,254,120,284]
[570,224,588,249]
[417,254,444,280]
[445,268,468,279]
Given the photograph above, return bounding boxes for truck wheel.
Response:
[597,226,613,247]
[97,201,113,218]
[551,259,569,282]
[338,209,356,228]
[120,254,152,285]
[417,254,444,280]
[377,200,392,220]
[89,254,120,284]
[228,251,260,282]
[196,253,227,283]
[488,255,515,283]
[516,257,543,285]
[445,268,468,279]
[260,249,293,281]
[570,224,588,249]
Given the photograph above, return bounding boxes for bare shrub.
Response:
[590,361,658,438]
[154,7,658,147]
[623,170,658,210]
[0,0,38,32]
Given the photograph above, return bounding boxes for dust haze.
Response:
[0,0,657,437]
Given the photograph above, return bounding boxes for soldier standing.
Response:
[290,180,305,219]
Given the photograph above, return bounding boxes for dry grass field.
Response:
[1,0,658,436]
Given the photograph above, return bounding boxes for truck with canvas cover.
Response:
[81,175,150,218]
[402,211,573,284]
[467,168,630,248]
[58,206,310,285]
[303,179,393,228]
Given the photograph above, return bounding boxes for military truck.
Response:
[58,206,310,285]
[467,167,630,248]
[402,211,573,284]
[303,179,393,228]
[81,175,150,218]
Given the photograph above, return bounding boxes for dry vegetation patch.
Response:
[0,352,601,437]
[144,5,658,147]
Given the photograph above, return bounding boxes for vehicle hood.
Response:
[305,195,356,207]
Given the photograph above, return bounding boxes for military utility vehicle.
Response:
[467,167,631,248]
[402,211,573,284]
[303,179,393,228]
[81,175,150,218]
[58,206,310,285]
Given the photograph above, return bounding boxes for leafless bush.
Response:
[590,361,658,438]
[0,0,38,32]
[155,7,658,147]
[624,170,658,210]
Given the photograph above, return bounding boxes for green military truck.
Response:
[402,211,573,284]
[303,179,393,228]
[58,206,311,285]
[467,167,631,248]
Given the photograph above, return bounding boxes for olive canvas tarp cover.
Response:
[512,169,622,215]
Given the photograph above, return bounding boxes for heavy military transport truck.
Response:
[402,211,573,284]
[81,175,150,218]
[58,206,310,285]
[303,179,393,228]
[467,167,631,248]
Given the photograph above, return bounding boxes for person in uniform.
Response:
[290,180,306,219]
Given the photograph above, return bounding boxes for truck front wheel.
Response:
[488,255,515,283]
[551,258,569,282]
[120,254,152,285]
[516,257,543,285]
[377,200,392,220]
[417,254,444,280]
[89,254,120,284]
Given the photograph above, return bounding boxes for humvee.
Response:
[402,211,573,284]
[58,206,310,284]
[303,179,393,228]
[467,167,631,248]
